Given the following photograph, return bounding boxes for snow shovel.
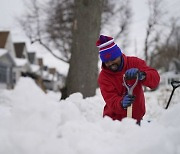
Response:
[123,74,139,118]
[165,80,180,109]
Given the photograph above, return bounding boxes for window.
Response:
[0,65,7,83]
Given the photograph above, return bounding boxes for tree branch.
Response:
[31,38,69,63]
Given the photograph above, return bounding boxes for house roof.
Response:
[0,48,8,57]
[0,31,9,48]
[14,42,26,58]
[0,49,16,67]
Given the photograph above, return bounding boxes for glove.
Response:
[121,95,135,109]
[125,68,146,80]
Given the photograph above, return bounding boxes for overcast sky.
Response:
[0,0,180,56]
[0,0,24,28]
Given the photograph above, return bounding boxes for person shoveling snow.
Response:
[96,35,160,123]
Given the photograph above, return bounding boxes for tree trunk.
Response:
[64,0,103,98]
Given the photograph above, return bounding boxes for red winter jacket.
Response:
[98,54,160,122]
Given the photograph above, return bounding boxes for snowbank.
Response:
[0,77,179,154]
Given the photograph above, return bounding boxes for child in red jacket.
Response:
[96,35,160,123]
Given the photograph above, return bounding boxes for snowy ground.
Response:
[0,77,180,154]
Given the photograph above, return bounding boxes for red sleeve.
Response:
[98,74,125,114]
[135,58,160,89]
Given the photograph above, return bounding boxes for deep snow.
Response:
[0,77,180,154]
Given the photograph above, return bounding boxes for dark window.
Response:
[0,65,7,83]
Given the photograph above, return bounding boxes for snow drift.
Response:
[0,77,179,154]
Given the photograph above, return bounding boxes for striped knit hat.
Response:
[96,35,122,62]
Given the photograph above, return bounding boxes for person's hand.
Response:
[121,95,135,109]
[125,68,146,80]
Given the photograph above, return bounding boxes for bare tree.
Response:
[101,0,132,49]
[18,0,70,62]
[144,0,164,65]
[18,0,132,98]
[45,0,74,61]
[152,18,180,71]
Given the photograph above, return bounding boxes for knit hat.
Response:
[96,35,122,62]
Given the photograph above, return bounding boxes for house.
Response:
[14,42,28,59]
[0,49,19,89]
[160,71,180,87]
[160,58,180,87]
[13,42,31,73]
[28,51,38,65]
[48,68,56,80]
[27,51,40,73]
[0,31,16,58]
[0,30,63,92]
[42,67,60,91]
[0,31,21,88]
[37,58,44,67]
[169,58,180,73]
[163,58,180,85]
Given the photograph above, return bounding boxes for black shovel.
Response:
[165,80,180,109]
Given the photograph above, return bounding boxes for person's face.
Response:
[104,57,121,72]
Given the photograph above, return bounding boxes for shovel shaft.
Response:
[127,104,132,118]
[165,88,175,109]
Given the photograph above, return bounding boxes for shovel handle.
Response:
[127,104,132,118]
[123,74,139,118]
[165,80,180,109]
[171,80,180,89]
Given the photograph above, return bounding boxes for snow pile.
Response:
[0,77,180,154]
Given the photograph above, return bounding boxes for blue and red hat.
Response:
[96,35,122,62]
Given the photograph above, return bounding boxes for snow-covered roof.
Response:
[14,58,28,67]
[0,48,8,57]
[30,64,40,73]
